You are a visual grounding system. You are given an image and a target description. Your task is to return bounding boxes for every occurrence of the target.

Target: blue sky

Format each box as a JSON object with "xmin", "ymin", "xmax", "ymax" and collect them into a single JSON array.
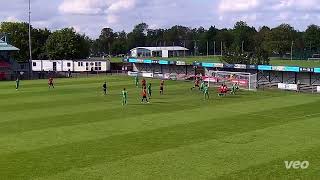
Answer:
[{"xmin": 1, "ymin": 0, "xmax": 320, "ymax": 38}]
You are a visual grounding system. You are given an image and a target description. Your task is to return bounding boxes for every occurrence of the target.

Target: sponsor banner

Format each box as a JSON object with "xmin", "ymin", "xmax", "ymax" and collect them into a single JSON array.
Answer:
[
  {"xmin": 136, "ymin": 59, "xmax": 144, "ymax": 63},
  {"xmin": 142, "ymin": 72, "xmax": 154, "ymax": 78},
  {"xmin": 284, "ymin": 66, "xmax": 300, "ymax": 72},
  {"xmin": 176, "ymin": 61, "xmax": 186, "ymax": 66},
  {"xmin": 314, "ymin": 68, "xmax": 320, "ymax": 73},
  {"xmin": 258, "ymin": 65, "xmax": 272, "ymax": 71},
  {"xmin": 299, "ymin": 67, "xmax": 314, "ymax": 72},
  {"xmin": 272, "ymin": 66, "xmax": 285, "ymax": 71},
  {"xmin": 143, "ymin": 59, "xmax": 152, "ymax": 64},
  {"xmin": 128, "ymin": 71, "xmax": 138, "ymax": 77},
  {"xmin": 247, "ymin": 65, "xmax": 258, "ymax": 69},
  {"xmin": 213, "ymin": 63, "xmax": 224, "ymax": 68},
  {"xmin": 163, "ymin": 73, "xmax": 177, "ymax": 80},
  {"xmin": 203, "ymin": 77, "xmax": 219, "ymax": 82},
  {"xmin": 153, "ymin": 73, "xmax": 164, "ymax": 78},
  {"xmin": 169, "ymin": 61, "xmax": 176, "ymax": 65},
  {"xmin": 278, "ymin": 83, "xmax": 298, "ymax": 91},
  {"xmin": 169, "ymin": 73, "xmax": 177, "ymax": 80},
  {"xmin": 231, "ymin": 79, "xmax": 248, "ymax": 85},
  {"xmin": 159, "ymin": 60, "xmax": 169, "ymax": 65},
  {"xmin": 193, "ymin": 62, "xmax": 201, "ymax": 66},
  {"xmin": 202, "ymin": 63, "xmax": 214, "ymax": 67},
  {"xmin": 224, "ymin": 64, "xmax": 235, "ymax": 68},
  {"xmin": 152, "ymin": 60, "xmax": 159, "ymax": 64},
  {"xmin": 234, "ymin": 64, "xmax": 247, "ymax": 69},
  {"xmin": 128, "ymin": 58, "xmax": 137, "ymax": 63},
  {"xmin": 317, "ymin": 86, "xmax": 320, "ymax": 92}
]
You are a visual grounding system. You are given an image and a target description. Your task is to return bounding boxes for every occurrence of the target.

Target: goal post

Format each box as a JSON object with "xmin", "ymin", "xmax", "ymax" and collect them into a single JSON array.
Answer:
[{"xmin": 204, "ymin": 70, "xmax": 257, "ymax": 91}]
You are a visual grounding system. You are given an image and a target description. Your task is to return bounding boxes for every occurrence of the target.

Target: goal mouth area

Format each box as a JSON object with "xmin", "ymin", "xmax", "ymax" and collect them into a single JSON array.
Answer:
[{"xmin": 205, "ymin": 71, "xmax": 257, "ymax": 91}]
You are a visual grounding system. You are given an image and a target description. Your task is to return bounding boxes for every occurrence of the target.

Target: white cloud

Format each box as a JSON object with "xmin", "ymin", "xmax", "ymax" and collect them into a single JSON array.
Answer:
[
  {"xmin": 2, "ymin": 0, "xmax": 320, "ymax": 37},
  {"xmin": 5, "ymin": 16, "xmax": 19, "ymax": 22},
  {"xmin": 272, "ymin": 0, "xmax": 319, "ymax": 10},
  {"xmin": 58, "ymin": 0, "xmax": 106, "ymax": 14},
  {"xmin": 59, "ymin": 0, "xmax": 136, "ymax": 15},
  {"xmin": 218, "ymin": 0, "xmax": 259, "ymax": 13},
  {"xmin": 107, "ymin": 0, "xmax": 136, "ymax": 13},
  {"xmin": 106, "ymin": 14, "xmax": 118, "ymax": 24}
]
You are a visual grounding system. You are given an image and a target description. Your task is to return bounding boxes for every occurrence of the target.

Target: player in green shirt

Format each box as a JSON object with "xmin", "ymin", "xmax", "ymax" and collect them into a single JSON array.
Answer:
[
  {"xmin": 15, "ymin": 78, "xmax": 20, "ymax": 90},
  {"xmin": 200, "ymin": 81, "xmax": 205, "ymax": 92},
  {"xmin": 147, "ymin": 83, "xmax": 152, "ymax": 98},
  {"xmin": 135, "ymin": 75, "xmax": 139, "ymax": 87},
  {"xmin": 231, "ymin": 83, "xmax": 237, "ymax": 95},
  {"xmin": 204, "ymin": 84, "xmax": 209, "ymax": 100},
  {"xmin": 122, "ymin": 88, "xmax": 128, "ymax": 105}
]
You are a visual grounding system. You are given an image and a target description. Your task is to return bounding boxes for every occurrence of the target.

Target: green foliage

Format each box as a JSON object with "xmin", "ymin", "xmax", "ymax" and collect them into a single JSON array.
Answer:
[
  {"xmin": 222, "ymin": 47, "xmax": 270, "ymax": 65},
  {"xmin": 46, "ymin": 28, "xmax": 90, "ymax": 60},
  {"xmin": 3, "ymin": 21, "xmax": 320, "ymax": 63},
  {"xmin": 0, "ymin": 22, "xmax": 51, "ymax": 62}
]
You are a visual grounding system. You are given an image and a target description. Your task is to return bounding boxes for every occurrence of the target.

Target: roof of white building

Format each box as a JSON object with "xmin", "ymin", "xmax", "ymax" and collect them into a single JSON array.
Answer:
[
  {"xmin": 131, "ymin": 46, "xmax": 189, "ymax": 51},
  {"xmin": 0, "ymin": 40, "xmax": 19, "ymax": 51}
]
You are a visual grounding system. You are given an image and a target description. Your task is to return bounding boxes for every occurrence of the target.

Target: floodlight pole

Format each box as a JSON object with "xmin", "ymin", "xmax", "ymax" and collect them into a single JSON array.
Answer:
[
  {"xmin": 291, "ymin": 41, "xmax": 294, "ymax": 61},
  {"xmin": 183, "ymin": 40, "xmax": 186, "ymax": 57},
  {"xmin": 28, "ymin": 0, "xmax": 33, "ymax": 78},
  {"xmin": 207, "ymin": 41, "xmax": 209, "ymax": 57},
  {"xmin": 242, "ymin": 41, "xmax": 244, "ymax": 54},
  {"xmin": 194, "ymin": 40, "xmax": 197, "ymax": 56},
  {"xmin": 214, "ymin": 41, "xmax": 216, "ymax": 56},
  {"xmin": 220, "ymin": 41, "xmax": 223, "ymax": 56}
]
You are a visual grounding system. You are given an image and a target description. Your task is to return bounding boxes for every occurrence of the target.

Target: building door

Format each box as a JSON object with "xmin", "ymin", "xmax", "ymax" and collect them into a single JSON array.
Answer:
[{"xmin": 53, "ymin": 62, "xmax": 57, "ymax": 71}]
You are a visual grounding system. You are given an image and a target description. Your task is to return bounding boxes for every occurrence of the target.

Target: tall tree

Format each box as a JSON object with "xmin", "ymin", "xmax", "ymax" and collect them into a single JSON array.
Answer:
[
  {"xmin": 127, "ymin": 23, "xmax": 148, "ymax": 49},
  {"xmin": 265, "ymin": 24, "xmax": 298, "ymax": 57},
  {"xmin": 0, "ymin": 22, "xmax": 51, "ymax": 61},
  {"xmin": 111, "ymin": 31, "xmax": 128, "ymax": 55},
  {"xmin": 99, "ymin": 28, "xmax": 115, "ymax": 55},
  {"xmin": 231, "ymin": 21, "xmax": 257, "ymax": 53},
  {"xmin": 304, "ymin": 24, "xmax": 320, "ymax": 52},
  {"xmin": 46, "ymin": 28, "xmax": 90, "ymax": 60}
]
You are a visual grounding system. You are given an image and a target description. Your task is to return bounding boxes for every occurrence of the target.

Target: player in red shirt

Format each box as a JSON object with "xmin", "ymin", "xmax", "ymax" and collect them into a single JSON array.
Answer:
[
  {"xmin": 48, "ymin": 77, "xmax": 54, "ymax": 88},
  {"xmin": 160, "ymin": 80, "xmax": 165, "ymax": 95},
  {"xmin": 141, "ymin": 87, "xmax": 149, "ymax": 103},
  {"xmin": 141, "ymin": 79, "xmax": 146, "ymax": 89},
  {"xmin": 191, "ymin": 78, "xmax": 200, "ymax": 90},
  {"xmin": 223, "ymin": 85, "xmax": 228, "ymax": 95}
]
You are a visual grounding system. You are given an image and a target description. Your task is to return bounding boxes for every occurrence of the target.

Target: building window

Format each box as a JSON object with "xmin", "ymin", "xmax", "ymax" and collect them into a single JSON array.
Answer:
[
  {"xmin": 95, "ymin": 62, "xmax": 98, "ymax": 66},
  {"xmin": 78, "ymin": 62, "xmax": 83, "ymax": 66},
  {"xmin": 32, "ymin": 62, "xmax": 36, "ymax": 66},
  {"xmin": 98, "ymin": 62, "xmax": 101, "ymax": 66},
  {"xmin": 86, "ymin": 62, "xmax": 89, "ymax": 66},
  {"xmin": 67, "ymin": 63, "xmax": 71, "ymax": 67}
]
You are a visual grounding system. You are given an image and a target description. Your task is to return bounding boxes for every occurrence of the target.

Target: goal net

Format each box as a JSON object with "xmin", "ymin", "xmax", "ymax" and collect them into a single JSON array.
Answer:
[{"xmin": 204, "ymin": 71, "xmax": 257, "ymax": 91}]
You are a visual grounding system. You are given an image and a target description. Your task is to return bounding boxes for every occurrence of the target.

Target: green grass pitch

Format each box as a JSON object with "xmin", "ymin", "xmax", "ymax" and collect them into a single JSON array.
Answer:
[{"xmin": 0, "ymin": 76, "xmax": 320, "ymax": 179}]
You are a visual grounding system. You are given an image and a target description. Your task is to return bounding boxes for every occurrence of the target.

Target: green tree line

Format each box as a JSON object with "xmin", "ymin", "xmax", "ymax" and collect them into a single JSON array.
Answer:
[{"xmin": 1, "ymin": 21, "xmax": 320, "ymax": 62}]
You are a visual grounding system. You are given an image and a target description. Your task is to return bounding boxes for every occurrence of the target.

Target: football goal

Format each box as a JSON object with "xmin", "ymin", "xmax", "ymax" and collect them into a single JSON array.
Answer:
[{"xmin": 204, "ymin": 70, "xmax": 257, "ymax": 91}]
